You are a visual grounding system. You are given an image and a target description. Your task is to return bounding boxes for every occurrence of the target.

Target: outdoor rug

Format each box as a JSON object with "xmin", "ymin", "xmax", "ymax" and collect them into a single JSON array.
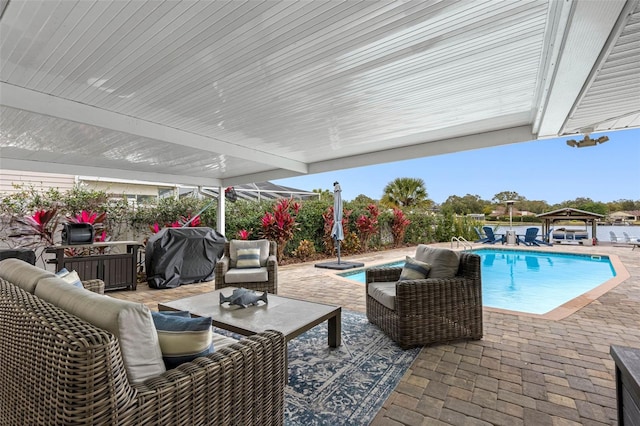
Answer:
[{"xmin": 283, "ymin": 310, "xmax": 420, "ymax": 425}]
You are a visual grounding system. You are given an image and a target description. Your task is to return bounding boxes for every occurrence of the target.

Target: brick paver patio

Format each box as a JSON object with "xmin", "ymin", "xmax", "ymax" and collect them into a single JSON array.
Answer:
[{"xmin": 111, "ymin": 242, "xmax": 639, "ymax": 425}]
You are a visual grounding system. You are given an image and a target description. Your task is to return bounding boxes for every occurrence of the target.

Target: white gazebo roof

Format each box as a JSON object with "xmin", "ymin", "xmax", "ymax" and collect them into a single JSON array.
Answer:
[{"xmin": 1, "ymin": 0, "xmax": 639, "ymax": 188}]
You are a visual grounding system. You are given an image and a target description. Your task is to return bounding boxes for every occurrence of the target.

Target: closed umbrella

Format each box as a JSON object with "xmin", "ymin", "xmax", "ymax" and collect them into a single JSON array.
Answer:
[
  {"xmin": 331, "ymin": 182, "xmax": 344, "ymax": 264},
  {"xmin": 314, "ymin": 182, "xmax": 363, "ymax": 270}
]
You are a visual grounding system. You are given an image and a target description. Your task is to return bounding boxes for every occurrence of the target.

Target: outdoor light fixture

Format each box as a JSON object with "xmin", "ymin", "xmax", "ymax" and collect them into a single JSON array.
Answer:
[{"xmin": 566, "ymin": 134, "xmax": 609, "ymax": 148}]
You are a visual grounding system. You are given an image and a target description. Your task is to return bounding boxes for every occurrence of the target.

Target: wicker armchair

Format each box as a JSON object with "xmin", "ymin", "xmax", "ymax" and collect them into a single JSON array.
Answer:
[
  {"xmin": 366, "ymin": 251, "xmax": 483, "ymax": 349},
  {"xmin": 215, "ymin": 240, "xmax": 278, "ymax": 294},
  {"xmin": 82, "ymin": 278, "xmax": 105, "ymax": 294}
]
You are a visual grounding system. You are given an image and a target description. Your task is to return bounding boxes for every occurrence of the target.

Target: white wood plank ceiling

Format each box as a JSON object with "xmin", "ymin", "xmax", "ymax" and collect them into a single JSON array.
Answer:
[{"xmin": 1, "ymin": 0, "xmax": 638, "ymax": 188}]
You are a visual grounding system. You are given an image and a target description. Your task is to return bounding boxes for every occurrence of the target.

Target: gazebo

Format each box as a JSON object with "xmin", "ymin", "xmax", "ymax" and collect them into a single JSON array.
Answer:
[{"xmin": 536, "ymin": 208, "xmax": 604, "ymax": 243}]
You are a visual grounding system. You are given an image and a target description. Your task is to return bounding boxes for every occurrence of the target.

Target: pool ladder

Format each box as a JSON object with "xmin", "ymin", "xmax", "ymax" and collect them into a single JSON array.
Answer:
[{"xmin": 451, "ymin": 236, "xmax": 473, "ymax": 251}]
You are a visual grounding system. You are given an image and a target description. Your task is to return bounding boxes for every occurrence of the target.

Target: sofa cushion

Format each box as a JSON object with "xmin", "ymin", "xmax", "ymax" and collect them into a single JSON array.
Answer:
[
  {"xmin": 236, "ymin": 247, "xmax": 261, "ymax": 268},
  {"xmin": 0, "ymin": 258, "xmax": 55, "ymax": 293},
  {"xmin": 399, "ymin": 256, "xmax": 431, "ymax": 281},
  {"xmin": 414, "ymin": 245, "xmax": 460, "ymax": 279},
  {"xmin": 229, "ymin": 239, "xmax": 270, "ymax": 268},
  {"xmin": 224, "ymin": 267, "xmax": 269, "ymax": 284},
  {"xmin": 151, "ymin": 311, "xmax": 214, "ymax": 369},
  {"xmin": 55, "ymin": 268, "xmax": 83, "ymax": 288},
  {"xmin": 35, "ymin": 277, "xmax": 165, "ymax": 384},
  {"xmin": 368, "ymin": 281, "xmax": 397, "ymax": 311}
]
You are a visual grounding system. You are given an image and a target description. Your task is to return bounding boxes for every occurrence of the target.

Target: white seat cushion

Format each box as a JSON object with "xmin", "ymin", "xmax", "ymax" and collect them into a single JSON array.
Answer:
[
  {"xmin": 368, "ymin": 281, "xmax": 397, "ymax": 311},
  {"xmin": 35, "ymin": 276, "xmax": 166, "ymax": 384},
  {"xmin": 224, "ymin": 267, "xmax": 269, "ymax": 284}
]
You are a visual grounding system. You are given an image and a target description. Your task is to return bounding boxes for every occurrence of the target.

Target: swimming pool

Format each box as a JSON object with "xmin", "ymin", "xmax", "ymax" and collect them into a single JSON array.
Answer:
[{"xmin": 338, "ymin": 249, "xmax": 616, "ymax": 315}]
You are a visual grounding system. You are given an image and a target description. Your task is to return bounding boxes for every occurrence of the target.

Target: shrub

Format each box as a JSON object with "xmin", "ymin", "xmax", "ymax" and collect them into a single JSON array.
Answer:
[
  {"xmin": 260, "ymin": 199, "xmax": 300, "ymax": 260},
  {"xmin": 321, "ymin": 205, "xmax": 353, "ymax": 255},
  {"xmin": 391, "ymin": 208, "xmax": 411, "ymax": 247},
  {"xmin": 355, "ymin": 204, "xmax": 379, "ymax": 251},
  {"xmin": 293, "ymin": 239, "xmax": 316, "ymax": 260},
  {"xmin": 341, "ymin": 231, "xmax": 361, "ymax": 254},
  {"xmin": 289, "ymin": 199, "xmax": 329, "ymax": 256}
]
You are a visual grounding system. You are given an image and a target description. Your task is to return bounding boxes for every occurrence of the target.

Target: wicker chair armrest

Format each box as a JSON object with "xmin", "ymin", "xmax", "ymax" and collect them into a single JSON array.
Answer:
[
  {"xmin": 82, "ymin": 279, "xmax": 105, "ymax": 294},
  {"xmin": 215, "ymin": 257, "xmax": 230, "ymax": 283},
  {"xmin": 366, "ymin": 266, "xmax": 402, "ymax": 284},
  {"xmin": 134, "ymin": 330, "xmax": 286, "ymax": 425}
]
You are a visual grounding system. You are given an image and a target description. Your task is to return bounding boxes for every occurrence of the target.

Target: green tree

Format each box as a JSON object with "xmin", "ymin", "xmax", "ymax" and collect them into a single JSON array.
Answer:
[
  {"xmin": 518, "ymin": 199, "xmax": 550, "ymax": 214},
  {"xmin": 312, "ymin": 188, "xmax": 332, "ymax": 202},
  {"xmin": 492, "ymin": 191, "xmax": 524, "ymax": 203},
  {"xmin": 380, "ymin": 177, "xmax": 430, "ymax": 209},
  {"xmin": 441, "ymin": 194, "xmax": 486, "ymax": 215}
]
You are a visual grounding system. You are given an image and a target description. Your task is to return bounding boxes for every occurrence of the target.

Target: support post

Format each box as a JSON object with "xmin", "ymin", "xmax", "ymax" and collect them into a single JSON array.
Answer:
[{"xmin": 217, "ymin": 185, "xmax": 226, "ymax": 236}]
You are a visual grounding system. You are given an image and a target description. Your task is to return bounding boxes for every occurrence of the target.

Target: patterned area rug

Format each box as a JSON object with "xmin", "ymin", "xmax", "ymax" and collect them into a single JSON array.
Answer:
[{"xmin": 284, "ymin": 311, "xmax": 420, "ymax": 425}]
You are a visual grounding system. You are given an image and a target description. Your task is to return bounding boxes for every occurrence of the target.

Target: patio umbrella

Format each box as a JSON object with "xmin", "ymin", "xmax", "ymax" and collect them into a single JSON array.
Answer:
[
  {"xmin": 331, "ymin": 182, "xmax": 344, "ymax": 264},
  {"xmin": 314, "ymin": 182, "xmax": 363, "ymax": 270}
]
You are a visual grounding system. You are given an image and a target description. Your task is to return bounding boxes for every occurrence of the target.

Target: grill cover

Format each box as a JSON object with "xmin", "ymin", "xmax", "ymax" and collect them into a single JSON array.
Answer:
[{"xmin": 146, "ymin": 227, "xmax": 226, "ymax": 289}]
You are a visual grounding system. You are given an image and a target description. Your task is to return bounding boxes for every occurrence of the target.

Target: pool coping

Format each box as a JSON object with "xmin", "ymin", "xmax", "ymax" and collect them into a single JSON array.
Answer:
[{"xmin": 328, "ymin": 247, "xmax": 631, "ymax": 321}]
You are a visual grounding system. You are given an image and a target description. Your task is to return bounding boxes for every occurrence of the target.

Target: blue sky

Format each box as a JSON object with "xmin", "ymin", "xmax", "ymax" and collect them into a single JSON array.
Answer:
[{"xmin": 273, "ymin": 127, "xmax": 640, "ymax": 204}]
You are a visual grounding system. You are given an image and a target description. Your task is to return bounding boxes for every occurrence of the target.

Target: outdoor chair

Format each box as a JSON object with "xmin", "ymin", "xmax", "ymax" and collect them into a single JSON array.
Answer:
[
  {"xmin": 482, "ymin": 226, "xmax": 504, "ymax": 244},
  {"xmin": 610, "ymin": 231, "xmax": 623, "ymax": 243},
  {"xmin": 518, "ymin": 227, "xmax": 552, "ymax": 246},
  {"xmin": 215, "ymin": 239, "xmax": 278, "ymax": 294},
  {"xmin": 474, "ymin": 227, "xmax": 490, "ymax": 243},
  {"xmin": 365, "ymin": 245, "xmax": 483, "ymax": 349}
]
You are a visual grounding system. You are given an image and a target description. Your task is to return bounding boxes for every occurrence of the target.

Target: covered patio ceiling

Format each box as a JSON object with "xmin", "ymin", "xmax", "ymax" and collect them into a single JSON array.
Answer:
[{"xmin": 1, "ymin": 0, "xmax": 639, "ymax": 189}]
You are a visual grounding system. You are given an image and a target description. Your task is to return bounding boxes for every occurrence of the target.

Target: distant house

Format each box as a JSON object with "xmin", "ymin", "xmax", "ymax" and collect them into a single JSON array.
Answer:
[
  {"xmin": 467, "ymin": 213, "xmax": 485, "ymax": 220},
  {"xmin": 489, "ymin": 206, "xmax": 526, "ymax": 218},
  {"xmin": 608, "ymin": 211, "xmax": 640, "ymax": 224}
]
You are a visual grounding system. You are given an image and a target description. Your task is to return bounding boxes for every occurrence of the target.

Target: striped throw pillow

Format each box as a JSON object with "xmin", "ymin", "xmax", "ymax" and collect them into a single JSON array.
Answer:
[
  {"xmin": 55, "ymin": 268, "xmax": 84, "ymax": 288},
  {"xmin": 236, "ymin": 247, "xmax": 261, "ymax": 268},
  {"xmin": 151, "ymin": 311, "xmax": 214, "ymax": 369},
  {"xmin": 399, "ymin": 256, "xmax": 431, "ymax": 281}
]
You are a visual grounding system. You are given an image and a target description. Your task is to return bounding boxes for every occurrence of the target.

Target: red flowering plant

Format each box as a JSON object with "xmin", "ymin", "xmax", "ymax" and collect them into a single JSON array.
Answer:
[
  {"xmin": 321, "ymin": 206, "xmax": 352, "ymax": 255},
  {"xmin": 9, "ymin": 208, "xmax": 60, "ymax": 248},
  {"xmin": 148, "ymin": 214, "xmax": 200, "ymax": 234},
  {"xmin": 237, "ymin": 229, "xmax": 252, "ymax": 240},
  {"xmin": 355, "ymin": 204, "xmax": 380, "ymax": 251},
  {"xmin": 391, "ymin": 208, "xmax": 411, "ymax": 247},
  {"xmin": 260, "ymin": 198, "xmax": 300, "ymax": 260}
]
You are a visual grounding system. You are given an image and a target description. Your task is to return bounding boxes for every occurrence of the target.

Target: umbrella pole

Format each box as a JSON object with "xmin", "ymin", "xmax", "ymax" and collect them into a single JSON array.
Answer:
[{"xmin": 336, "ymin": 237, "xmax": 341, "ymax": 264}]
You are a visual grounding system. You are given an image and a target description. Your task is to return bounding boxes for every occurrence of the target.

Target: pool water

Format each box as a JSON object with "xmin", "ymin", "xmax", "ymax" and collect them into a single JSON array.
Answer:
[{"xmin": 338, "ymin": 249, "xmax": 616, "ymax": 315}]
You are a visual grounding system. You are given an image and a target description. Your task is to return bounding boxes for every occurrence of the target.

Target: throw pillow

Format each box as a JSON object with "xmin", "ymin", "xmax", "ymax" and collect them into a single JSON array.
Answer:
[
  {"xmin": 414, "ymin": 245, "xmax": 460, "ymax": 278},
  {"xmin": 236, "ymin": 247, "xmax": 261, "ymax": 268},
  {"xmin": 151, "ymin": 311, "xmax": 214, "ymax": 369},
  {"xmin": 55, "ymin": 268, "xmax": 83, "ymax": 288},
  {"xmin": 399, "ymin": 256, "xmax": 431, "ymax": 281}
]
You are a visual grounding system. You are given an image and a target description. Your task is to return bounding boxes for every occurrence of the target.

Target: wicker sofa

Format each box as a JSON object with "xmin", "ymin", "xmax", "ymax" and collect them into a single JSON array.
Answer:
[
  {"xmin": 366, "ymin": 246, "xmax": 483, "ymax": 349},
  {"xmin": 0, "ymin": 259, "xmax": 286, "ymax": 425}
]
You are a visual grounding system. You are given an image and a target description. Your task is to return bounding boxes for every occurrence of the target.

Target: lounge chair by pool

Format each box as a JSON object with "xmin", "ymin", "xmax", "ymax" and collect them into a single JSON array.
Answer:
[
  {"xmin": 482, "ymin": 226, "xmax": 504, "ymax": 245},
  {"xmin": 517, "ymin": 227, "xmax": 551, "ymax": 246}
]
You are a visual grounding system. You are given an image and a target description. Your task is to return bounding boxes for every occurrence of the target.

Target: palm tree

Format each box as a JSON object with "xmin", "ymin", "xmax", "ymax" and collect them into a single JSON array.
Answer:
[{"xmin": 381, "ymin": 177, "xmax": 430, "ymax": 208}]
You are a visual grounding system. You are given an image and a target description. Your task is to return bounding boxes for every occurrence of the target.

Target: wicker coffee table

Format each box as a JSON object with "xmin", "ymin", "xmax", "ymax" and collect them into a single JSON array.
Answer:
[{"xmin": 158, "ymin": 287, "xmax": 342, "ymax": 348}]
